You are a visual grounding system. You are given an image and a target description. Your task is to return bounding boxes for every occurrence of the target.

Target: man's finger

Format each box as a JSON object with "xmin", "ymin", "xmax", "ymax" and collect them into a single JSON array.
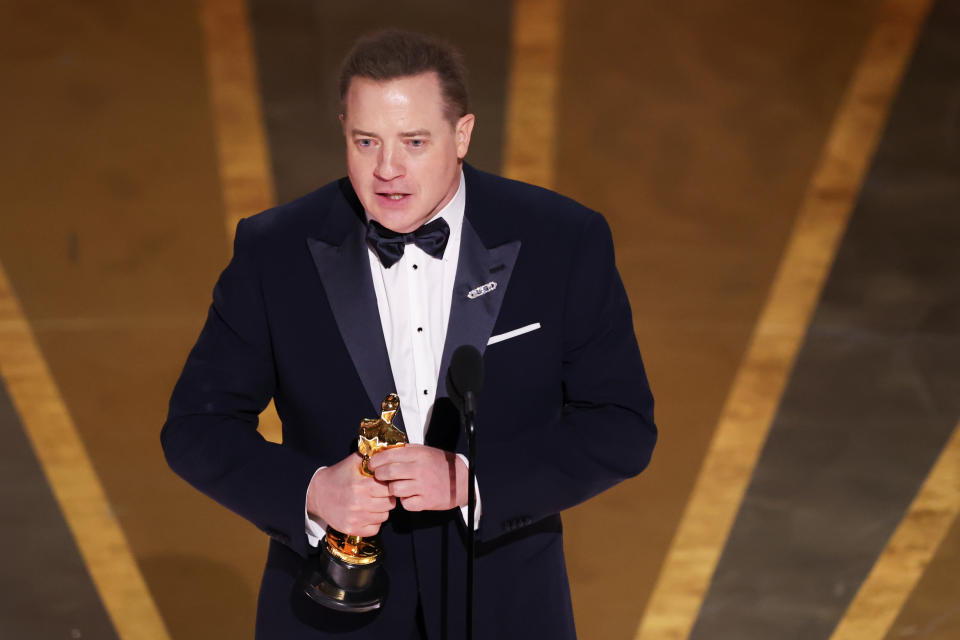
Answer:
[
  {"xmin": 400, "ymin": 496, "xmax": 423, "ymax": 512},
  {"xmin": 347, "ymin": 509, "xmax": 389, "ymax": 530},
  {"xmin": 348, "ymin": 524, "xmax": 380, "ymax": 538},
  {"xmin": 372, "ymin": 461, "xmax": 418, "ymax": 482},
  {"xmin": 388, "ymin": 479, "xmax": 418, "ymax": 498},
  {"xmin": 364, "ymin": 479, "xmax": 393, "ymax": 498},
  {"xmin": 367, "ymin": 496, "xmax": 395, "ymax": 512},
  {"xmin": 366, "ymin": 444, "xmax": 425, "ymax": 469}
]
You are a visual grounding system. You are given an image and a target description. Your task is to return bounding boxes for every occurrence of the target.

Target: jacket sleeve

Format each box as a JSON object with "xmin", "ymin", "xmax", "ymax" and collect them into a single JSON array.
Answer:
[
  {"xmin": 161, "ymin": 218, "xmax": 318, "ymax": 558},
  {"xmin": 475, "ymin": 212, "xmax": 657, "ymax": 541}
]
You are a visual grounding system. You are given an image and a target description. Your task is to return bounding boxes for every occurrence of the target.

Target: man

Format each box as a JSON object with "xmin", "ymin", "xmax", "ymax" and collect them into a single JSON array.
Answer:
[{"xmin": 162, "ymin": 29, "xmax": 656, "ymax": 639}]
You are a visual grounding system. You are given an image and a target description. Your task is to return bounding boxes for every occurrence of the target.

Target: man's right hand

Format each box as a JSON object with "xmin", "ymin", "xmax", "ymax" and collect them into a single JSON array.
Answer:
[{"xmin": 306, "ymin": 452, "xmax": 396, "ymax": 537}]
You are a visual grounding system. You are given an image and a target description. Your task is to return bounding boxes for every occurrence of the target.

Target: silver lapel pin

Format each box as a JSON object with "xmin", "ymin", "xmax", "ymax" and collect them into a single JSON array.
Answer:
[{"xmin": 467, "ymin": 281, "xmax": 497, "ymax": 299}]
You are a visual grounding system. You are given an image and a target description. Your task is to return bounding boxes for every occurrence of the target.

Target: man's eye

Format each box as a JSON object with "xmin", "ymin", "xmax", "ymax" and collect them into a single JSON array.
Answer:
[
  {"xmin": 357, "ymin": 139, "xmax": 375, "ymax": 148},
  {"xmin": 408, "ymin": 139, "xmax": 426, "ymax": 148}
]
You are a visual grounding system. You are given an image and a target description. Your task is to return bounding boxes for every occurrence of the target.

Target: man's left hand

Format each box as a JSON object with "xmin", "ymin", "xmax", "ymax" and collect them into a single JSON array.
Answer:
[{"xmin": 367, "ymin": 444, "xmax": 468, "ymax": 512}]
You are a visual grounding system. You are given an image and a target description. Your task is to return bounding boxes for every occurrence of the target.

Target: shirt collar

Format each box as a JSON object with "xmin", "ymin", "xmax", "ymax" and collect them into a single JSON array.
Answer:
[{"xmin": 433, "ymin": 168, "xmax": 466, "ymax": 233}]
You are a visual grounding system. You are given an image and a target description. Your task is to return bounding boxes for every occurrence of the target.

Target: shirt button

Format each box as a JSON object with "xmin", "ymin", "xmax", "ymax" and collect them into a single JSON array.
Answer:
[
  {"xmin": 423, "ymin": 389, "xmax": 429, "ymax": 395},
  {"xmin": 417, "ymin": 327, "xmax": 423, "ymax": 333},
  {"xmin": 412, "ymin": 264, "xmax": 418, "ymax": 270}
]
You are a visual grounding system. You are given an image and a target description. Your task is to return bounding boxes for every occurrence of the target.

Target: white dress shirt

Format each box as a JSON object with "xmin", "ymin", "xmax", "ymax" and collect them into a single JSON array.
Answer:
[{"xmin": 306, "ymin": 170, "xmax": 479, "ymax": 546}]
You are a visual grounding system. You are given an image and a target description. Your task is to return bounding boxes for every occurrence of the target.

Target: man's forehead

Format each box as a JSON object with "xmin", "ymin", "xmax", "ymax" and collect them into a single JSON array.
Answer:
[{"xmin": 342, "ymin": 72, "xmax": 448, "ymax": 121}]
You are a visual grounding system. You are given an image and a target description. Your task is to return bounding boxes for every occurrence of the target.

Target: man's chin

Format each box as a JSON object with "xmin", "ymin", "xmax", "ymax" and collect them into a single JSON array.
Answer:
[{"xmin": 367, "ymin": 208, "xmax": 427, "ymax": 234}]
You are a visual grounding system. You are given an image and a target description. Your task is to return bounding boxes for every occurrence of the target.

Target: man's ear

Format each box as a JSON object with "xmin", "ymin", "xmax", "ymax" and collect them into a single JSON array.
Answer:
[
  {"xmin": 455, "ymin": 113, "xmax": 476, "ymax": 159},
  {"xmin": 339, "ymin": 112, "xmax": 346, "ymax": 132}
]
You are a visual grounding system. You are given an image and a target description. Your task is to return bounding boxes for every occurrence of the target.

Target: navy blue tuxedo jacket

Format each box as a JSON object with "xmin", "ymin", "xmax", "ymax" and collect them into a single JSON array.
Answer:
[{"xmin": 162, "ymin": 164, "xmax": 656, "ymax": 639}]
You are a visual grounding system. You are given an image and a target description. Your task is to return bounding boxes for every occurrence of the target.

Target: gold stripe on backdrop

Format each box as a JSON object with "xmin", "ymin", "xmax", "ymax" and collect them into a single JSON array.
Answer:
[
  {"xmin": 199, "ymin": 0, "xmax": 277, "ymax": 241},
  {"xmin": 830, "ymin": 420, "xmax": 960, "ymax": 640},
  {"xmin": 0, "ymin": 260, "xmax": 172, "ymax": 640},
  {"xmin": 634, "ymin": 1, "xmax": 932, "ymax": 638},
  {"xmin": 502, "ymin": 0, "xmax": 564, "ymax": 188},
  {"xmin": 199, "ymin": 0, "xmax": 282, "ymax": 443}
]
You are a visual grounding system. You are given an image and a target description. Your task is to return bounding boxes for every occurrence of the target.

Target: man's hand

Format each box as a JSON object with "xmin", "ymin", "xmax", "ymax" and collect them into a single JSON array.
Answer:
[
  {"xmin": 367, "ymin": 444, "xmax": 468, "ymax": 512},
  {"xmin": 306, "ymin": 452, "xmax": 395, "ymax": 537}
]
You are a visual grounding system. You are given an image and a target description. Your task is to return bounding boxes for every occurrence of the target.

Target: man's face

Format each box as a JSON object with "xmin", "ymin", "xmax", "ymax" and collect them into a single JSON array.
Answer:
[{"xmin": 342, "ymin": 72, "xmax": 475, "ymax": 233}]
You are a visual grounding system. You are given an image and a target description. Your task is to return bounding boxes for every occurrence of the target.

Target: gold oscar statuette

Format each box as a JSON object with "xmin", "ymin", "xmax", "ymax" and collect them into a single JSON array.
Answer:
[{"xmin": 300, "ymin": 393, "xmax": 407, "ymax": 612}]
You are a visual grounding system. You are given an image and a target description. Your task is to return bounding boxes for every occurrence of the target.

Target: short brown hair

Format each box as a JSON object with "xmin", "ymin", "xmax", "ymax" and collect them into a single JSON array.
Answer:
[{"xmin": 339, "ymin": 29, "xmax": 469, "ymax": 123}]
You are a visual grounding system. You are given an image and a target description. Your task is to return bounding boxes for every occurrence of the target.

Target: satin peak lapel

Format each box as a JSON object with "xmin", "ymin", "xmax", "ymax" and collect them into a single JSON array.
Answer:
[
  {"xmin": 437, "ymin": 219, "xmax": 521, "ymax": 398},
  {"xmin": 306, "ymin": 216, "xmax": 402, "ymax": 429}
]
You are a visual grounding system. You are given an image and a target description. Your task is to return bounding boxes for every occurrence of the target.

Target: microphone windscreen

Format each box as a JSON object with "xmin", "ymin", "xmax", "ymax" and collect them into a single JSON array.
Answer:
[{"xmin": 449, "ymin": 345, "xmax": 484, "ymax": 400}]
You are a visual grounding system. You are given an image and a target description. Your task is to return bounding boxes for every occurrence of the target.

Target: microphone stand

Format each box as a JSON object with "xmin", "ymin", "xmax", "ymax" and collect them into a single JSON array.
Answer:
[{"xmin": 464, "ymin": 390, "xmax": 477, "ymax": 640}]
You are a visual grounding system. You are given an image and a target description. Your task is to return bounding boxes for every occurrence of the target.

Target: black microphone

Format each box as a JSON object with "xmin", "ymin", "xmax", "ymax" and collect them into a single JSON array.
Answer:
[
  {"xmin": 447, "ymin": 345, "xmax": 484, "ymax": 640},
  {"xmin": 448, "ymin": 345, "xmax": 484, "ymax": 416}
]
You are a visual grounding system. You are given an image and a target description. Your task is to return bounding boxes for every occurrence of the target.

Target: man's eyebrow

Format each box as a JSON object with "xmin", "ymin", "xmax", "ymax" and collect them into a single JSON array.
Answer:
[
  {"xmin": 400, "ymin": 129, "xmax": 431, "ymax": 137},
  {"xmin": 350, "ymin": 129, "xmax": 378, "ymax": 137}
]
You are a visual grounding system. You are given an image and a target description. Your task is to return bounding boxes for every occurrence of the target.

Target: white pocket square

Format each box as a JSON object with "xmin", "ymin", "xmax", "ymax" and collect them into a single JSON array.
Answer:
[{"xmin": 487, "ymin": 323, "xmax": 541, "ymax": 346}]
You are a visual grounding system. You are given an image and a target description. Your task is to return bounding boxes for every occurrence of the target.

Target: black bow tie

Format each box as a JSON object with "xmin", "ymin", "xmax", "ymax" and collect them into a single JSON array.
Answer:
[{"xmin": 366, "ymin": 218, "xmax": 450, "ymax": 268}]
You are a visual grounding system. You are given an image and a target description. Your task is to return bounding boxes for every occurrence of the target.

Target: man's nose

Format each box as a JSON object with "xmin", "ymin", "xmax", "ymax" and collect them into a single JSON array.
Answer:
[{"xmin": 374, "ymin": 145, "xmax": 404, "ymax": 181}]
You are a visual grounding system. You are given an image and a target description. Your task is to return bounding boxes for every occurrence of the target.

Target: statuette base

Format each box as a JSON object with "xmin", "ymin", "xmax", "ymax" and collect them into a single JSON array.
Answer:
[{"xmin": 299, "ymin": 548, "xmax": 387, "ymax": 612}]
